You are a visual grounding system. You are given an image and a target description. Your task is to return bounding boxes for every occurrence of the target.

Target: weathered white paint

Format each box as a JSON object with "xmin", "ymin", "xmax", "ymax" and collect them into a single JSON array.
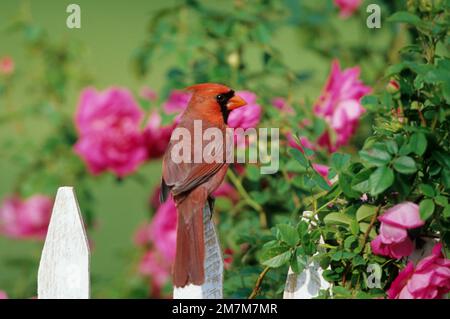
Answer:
[
  {"xmin": 173, "ymin": 204, "xmax": 223, "ymax": 299},
  {"xmin": 38, "ymin": 187, "xmax": 90, "ymax": 299},
  {"xmin": 283, "ymin": 211, "xmax": 330, "ymax": 299}
]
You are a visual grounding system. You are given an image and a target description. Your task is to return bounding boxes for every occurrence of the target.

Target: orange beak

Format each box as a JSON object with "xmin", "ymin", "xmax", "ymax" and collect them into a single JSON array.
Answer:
[{"xmin": 227, "ymin": 94, "xmax": 247, "ymax": 111}]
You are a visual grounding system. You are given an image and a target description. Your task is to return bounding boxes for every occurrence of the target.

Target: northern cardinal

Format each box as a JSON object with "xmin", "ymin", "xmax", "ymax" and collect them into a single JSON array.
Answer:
[{"xmin": 161, "ymin": 83, "xmax": 247, "ymax": 287}]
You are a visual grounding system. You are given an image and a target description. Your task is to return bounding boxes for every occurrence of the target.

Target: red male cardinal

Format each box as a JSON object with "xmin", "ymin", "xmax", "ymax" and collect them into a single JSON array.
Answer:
[{"xmin": 161, "ymin": 83, "xmax": 247, "ymax": 287}]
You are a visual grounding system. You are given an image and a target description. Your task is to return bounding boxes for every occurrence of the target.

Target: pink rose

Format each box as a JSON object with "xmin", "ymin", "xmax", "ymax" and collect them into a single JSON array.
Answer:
[
  {"xmin": 286, "ymin": 133, "xmax": 315, "ymax": 153},
  {"xmin": 0, "ymin": 195, "xmax": 53, "ymax": 240},
  {"xmin": 0, "ymin": 56, "xmax": 14, "ymax": 75},
  {"xmin": 228, "ymin": 91, "xmax": 262, "ymax": 129},
  {"xmin": 139, "ymin": 250, "xmax": 171, "ymax": 297},
  {"xmin": 74, "ymin": 87, "xmax": 148, "ymax": 177},
  {"xmin": 371, "ymin": 202, "xmax": 424, "ymax": 259},
  {"xmin": 0, "ymin": 290, "xmax": 8, "ymax": 299},
  {"xmin": 272, "ymin": 97, "xmax": 295, "ymax": 114},
  {"xmin": 312, "ymin": 163, "xmax": 332, "ymax": 186},
  {"xmin": 149, "ymin": 198, "xmax": 177, "ymax": 262},
  {"xmin": 334, "ymin": 0, "xmax": 362, "ymax": 18},
  {"xmin": 314, "ymin": 60, "xmax": 371, "ymax": 152},
  {"xmin": 143, "ymin": 112, "xmax": 174, "ymax": 159},
  {"xmin": 163, "ymin": 90, "xmax": 192, "ymax": 114},
  {"xmin": 387, "ymin": 243, "xmax": 450, "ymax": 299},
  {"xmin": 213, "ymin": 182, "xmax": 239, "ymax": 204},
  {"xmin": 140, "ymin": 86, "xmax": 158, "ymax": 101}
]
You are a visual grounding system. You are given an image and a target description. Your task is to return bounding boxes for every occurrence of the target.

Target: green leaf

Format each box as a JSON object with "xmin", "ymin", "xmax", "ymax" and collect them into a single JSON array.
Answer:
[
  {"xmin": 419, "ymin": 199, "xmax": 435, "ymax": 221},
  {"xmin": 387, "ymin": 11, "xmax": 422, "ymax": 26},
  {"xmin": 386, "ymin": 140, "xmax": 398, "ymax": 154},
  {"xmin": 324, "ymin": 212, "xmax": 352, "ymax": 225},
  {"xmin": 261, "ymin": 246, "xmax": 292, "ymax": 268},
  {"xmin": 351, "ymin": 168, "xmax": 374, "ymax": 193},
  {"xmin": 331, "ymin": 153, "xmax": 351, "ymax": 172},
  {"xmin": 369, "ymin": 166, "xmax": 394, "ymax": 196},
  {"xmin": 350, "ymin": 220, "xmax": 360, "ymax": 236},
  {"xmin": 340, "ymin": 173, "xmax": 360, "ymax": 198},
  {"xmin": 356, "ymin": 205, "xmax": 377, "ymax": 222},
  {"xmin": 360, "ymin": 149, "xmax": 391, "ymax": 167},
  {"xmin": 393, "ymin": 156, "xmax": 417, "ymax": 174},
  {"xmin": 290, "ymin": 148, "xmax": 309, "ymax": 167},
  {"xmin": 277, "ymin": 224, "xmax": 299, "ymax": 247},
  {"xmin": 419, "ymin": 184, "xmax": 435, "ymax": 197},
  {"xmin": 312, "ymin": 171, "xmax": 331, "ymax": 191},
  {"xmin": 409, "ymin": 133, "xmax": 427, "ymax": 156},
  {"xmin": 435, "ymin": 195, "xmax": 448, "ymax": 207},
  {"xmin": 443, "ymin": 205, "xmax": 450, "ymax": 219}
]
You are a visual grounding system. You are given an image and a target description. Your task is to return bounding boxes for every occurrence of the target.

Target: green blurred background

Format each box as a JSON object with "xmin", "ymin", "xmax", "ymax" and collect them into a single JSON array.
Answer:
[{"xmin": 0, "ymin": 0, "xmax": 392, "ymax": 298}]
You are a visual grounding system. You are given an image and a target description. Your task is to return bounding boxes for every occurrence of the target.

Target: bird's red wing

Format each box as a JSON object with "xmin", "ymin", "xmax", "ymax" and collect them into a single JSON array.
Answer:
[{"xmin": 161, "ymin": 119, "xmax": 227, "ymax": 197}]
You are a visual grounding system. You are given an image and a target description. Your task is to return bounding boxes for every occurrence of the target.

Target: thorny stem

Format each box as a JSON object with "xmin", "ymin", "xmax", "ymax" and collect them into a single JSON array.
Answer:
[
  {"xmin": 248, "ymin": 266, "xmax": 271, "ymax": 299},
  {"xmin": 227, "ymin": 170, "xmax": 268, "ymax": 228}
]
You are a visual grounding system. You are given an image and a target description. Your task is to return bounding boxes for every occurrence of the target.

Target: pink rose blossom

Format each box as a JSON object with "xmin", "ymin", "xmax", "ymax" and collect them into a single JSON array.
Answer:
[
  {"xmin": 0, "ymin": 56, "xmax": 14, "ymax": 75},
  {"xmin": 163, "ymin": 90, "xmax": 192, "ymax": 114},
  {"xmin": 0, "ymin": 290, "xmax": 8, "ymax": 299},
  {"xmin": 149, "ymin": 198, "xmax": 177, "ymax": 262},
  {"xmin": 334, "ymin": 0, "xmax": 362, "ymax": 18},
  {"xmin": 287, "ymin": 133, "xmax": 315, "ymax": 153},
  {"xmin": 387, "ymin": 243, "xmax": 450, "ymax": 299},
  {"xmin": 0, "ymin": 195, "xmax": 53, "ymax": 240},
  {"xmin": 213, "ymin": 182, "xmax": 239, "ymax": 204},
  {"xmin": 74, "ymin": 87, "xmax": 148, "ymax": 177},
  {"xmin": 228, "ymin": 91, "xmax": 262, "ymax": 129},
  {"xmin": 140, "ymin": 86, "xmax": 158, "ymax": 101},
  {"xmin": 272, "ymin": 97, "xmax": 295, "ymax": 114},
  {"xmin": 312, "ymin": 163, "xmax": 332, "ymax": 186},
  {"xmin": 314, "ymin": 60, "xmax": 371, "ymax": 152},
  {"xmin": 371, "ymin": 202, "xmax": 424, "ymax": 259},
  {"xmin": 143, "ymin": 112, "xmax": 174, "ymax": 159},
  {"xmin": 139, "ymin": 250, "xmax": 171, "ymax": 297}
]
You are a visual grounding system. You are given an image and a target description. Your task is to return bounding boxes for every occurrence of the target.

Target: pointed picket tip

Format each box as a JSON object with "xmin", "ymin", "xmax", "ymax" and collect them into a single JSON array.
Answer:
[
  {"xmin": 173, "ymin": 204, "xmax": 223, "ymax": 299},
  {"xmin": 38, "ymin": 187, "xmax": 90, "ymax": 299}
]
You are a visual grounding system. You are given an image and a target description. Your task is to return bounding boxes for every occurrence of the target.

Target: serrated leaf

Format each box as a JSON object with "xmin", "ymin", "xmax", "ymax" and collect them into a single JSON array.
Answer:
[
  {"xmin": 360, "ymin": 149, "xmax": 391, "ymax": 167},
  {"xmin": 419, "ymin": 199, "xmax": 435, "ymax": 221},
  {"xmin": 331, "ymin": 153, "xmax": 351, "ymax": 172},
  {"xmin": 261, "ymin": 248, "xmax": 292, "ymax": 268},
  {"xmin": 356, "ymin": 205, "xmax": 377, "ymax": 222},
  {"xmin": 419, "ymin": 184, "xmax": 435, "ymax": 197},
  {"xmin": 409, "ymin": 133, "xmax": 427, "ymax": 156},
  {"xmin": 388, "ymin": 11, "xmax": 422, "ymax": 26},
  {"xmin": 393, "ymin": 156, "xmax": 417, "ymax": 174},
  {"xmin": 290, "ymin": 148, "xmax": 309, "ymax": 167},
  {"xmin": 277, "ymin": 224, "xmax": 299, "ymax": 246},
  {"xmin": 369, "ymin": 166, "xmax": 394, "ymax": 196},
  {"xmin": 324, "ymin": 212, "xmax": 352, "ymax": 225}
]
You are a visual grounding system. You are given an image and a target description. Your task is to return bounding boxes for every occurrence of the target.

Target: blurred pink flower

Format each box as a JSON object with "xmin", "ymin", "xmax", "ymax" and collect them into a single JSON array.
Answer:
[
  {"xmin": 272, "ymin": 97, "xmax": 295, "ymax": 114},
  {"xmin": 140, "ymin": 86, "xmax": 158, "ymax": 101},
  {"xmin": 228, "ymin": 91, "xmax": 262, "ymax": 129},
  {"xmin": 314, "ymin": 60, "xmax": 371, "ymax": 152},
  {"xmin": 163, "ymin": 90, "xmax": 192, "ymax": 114},
  {"xmin": 74, "ymin": 87, "xmax": 148, "ymax": 177},
  {"xmin": 213, "ymin": 182, "xmax": 239, "ymax": 204},
  {"xmin": 388, "ymin": 243, "xmax": 450, "ymax": 299},
  {"xmin": 286, "ymin": 133, "xmax": 315, "ymax": 153},
  {"xmin": 149, "ymin": 198, "xmax": 178, "ymax": 263},
  {"xmin": 0, "ymin": 290, "xmax": 8, "ymax": 299},
  {"xmin": 0, "ymin": 56, "xmax": 14, "ymax": 75},
  {"xmin": 312, "ymin": 163, "xmax": 332, "ymax": 186},
  {"xmin": 139, "ymin": 250, "xmax": 171, "ymax": 297},
  {"xmin": 334, "ymin": 0, "xmax": 362, "ymax": 18},
  {"xmin": 371, "ymin": 202, "xmax": 424, "ymax": 259},
  {"xmin": 0, "ymin": 195, "xmax": 52, "ymax": 240},
  {"xmin": 143, "ymin": 112, "xmax": 174, "ymax": 159}
]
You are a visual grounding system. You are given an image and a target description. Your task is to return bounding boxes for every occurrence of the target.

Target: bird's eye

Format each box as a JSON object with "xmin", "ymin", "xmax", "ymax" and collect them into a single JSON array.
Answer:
[{"xmin": 216, "ymin": 94, "xmax": 224, "ymax": 102}]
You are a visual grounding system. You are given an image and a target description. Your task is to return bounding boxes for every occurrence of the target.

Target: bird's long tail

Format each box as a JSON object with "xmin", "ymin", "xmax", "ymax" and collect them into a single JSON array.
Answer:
[{"xmin": 173, "ymin": 188, "xmax": 207, "ymax": 287}]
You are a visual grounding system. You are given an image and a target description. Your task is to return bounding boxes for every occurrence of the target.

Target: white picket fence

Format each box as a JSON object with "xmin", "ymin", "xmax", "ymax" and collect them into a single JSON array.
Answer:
[{"xmin": 37, "ymin": 187, "xmax": 327, "ymax": 299}]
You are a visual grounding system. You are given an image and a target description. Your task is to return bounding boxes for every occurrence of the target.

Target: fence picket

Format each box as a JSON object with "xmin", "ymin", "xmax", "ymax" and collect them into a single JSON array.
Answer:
[
  {"xmin": 37, "ymin": 187, "xmax": 90, "ymax": 299},
  {"xmin": 173, "ymin": 203, "xmax": 223, "ymax": 299}
]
